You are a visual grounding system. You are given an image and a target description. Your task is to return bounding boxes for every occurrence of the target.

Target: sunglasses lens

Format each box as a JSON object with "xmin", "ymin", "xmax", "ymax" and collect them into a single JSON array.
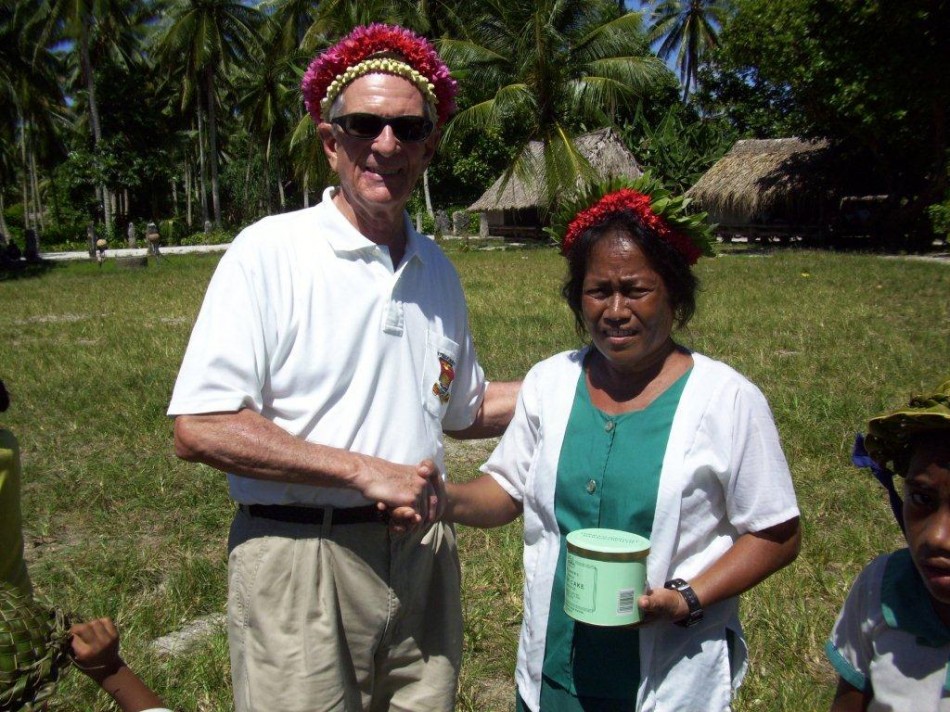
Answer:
[
  {"xmin": 390, "ymin": 116, "xmax": 433, "ymax": 142},
  {"xmin": 342, "ymin": 114, "xmax": 385, "ymax": 139},
  {"xmin": 335, "ymin": 114, "xmax": 433, "ymax": 142}
]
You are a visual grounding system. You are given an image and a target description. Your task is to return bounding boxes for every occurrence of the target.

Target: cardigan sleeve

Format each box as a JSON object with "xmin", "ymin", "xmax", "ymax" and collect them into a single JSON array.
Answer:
[
  {"xmin": 719, "ymin": 377, "xmax": 800, "ymax": 534},
  {"xmin": 481, "ymin": 361, "xmax": 543, "ymax": 503}
]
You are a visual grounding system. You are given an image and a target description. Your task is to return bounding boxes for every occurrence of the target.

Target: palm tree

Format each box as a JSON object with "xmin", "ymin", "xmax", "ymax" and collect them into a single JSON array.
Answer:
[
  {"xmin": 157, "ymin": 0, "xmax": 263, "ymax": 227},
  {"xmin": 36, "ymin": 0, "xmax": 134, "ymax": 236},
  {"xmin": 440, "ymin": 0, "xmax": 665, "ymax": 211},
  {"xmin": 2, "ymin": 1, "xmax": 67, "ymax": 241},
  {"xmin": 235, "ymin": 38, "xmax": 304, "ymax": 212},
  {"xmin": 263, "ymin": 0, "xmax": 321, "ymax": 55},
  {"xmin": 648, "ymin": 0, "xmax": 726, "ymax": 102}
]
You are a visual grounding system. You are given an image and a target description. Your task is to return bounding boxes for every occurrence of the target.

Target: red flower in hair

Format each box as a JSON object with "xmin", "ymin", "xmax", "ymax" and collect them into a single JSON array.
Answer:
[
  {"xmin": 302, "ymin": 24, "xmax": 458, "ymax": 126},
  {"xmin": 562, "ymin": 188, "xmax": 702, "ymax": 265}
]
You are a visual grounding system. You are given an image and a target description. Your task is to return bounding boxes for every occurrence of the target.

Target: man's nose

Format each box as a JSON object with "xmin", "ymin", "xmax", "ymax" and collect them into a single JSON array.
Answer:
[
  {"xmin": 926, "ymin": 506, "xmax": 950, "ymax": 551},
  {"xmin": 373, "ymin": 125, "xmax": 399, "ymax": 154}
]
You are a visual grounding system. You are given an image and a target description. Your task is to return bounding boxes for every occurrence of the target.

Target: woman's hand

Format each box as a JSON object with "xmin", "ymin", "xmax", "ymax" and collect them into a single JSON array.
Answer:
[
  {"xmin": 637, "ymin": 586, "xmax": 689, "ymax": 624},
  {"xmin": 638, "ymin": 517, "xmax": 801, "ymax": 626},
  {"xmin": 385, "ymin": 460, "xmax": 444, "ymax": 534}
]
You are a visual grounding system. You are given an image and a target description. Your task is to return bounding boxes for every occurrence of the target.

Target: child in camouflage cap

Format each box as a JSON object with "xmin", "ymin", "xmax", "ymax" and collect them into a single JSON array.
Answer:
[{"xmin": 827, "ymin": 379, "xmax": 950, "ymax": 711}]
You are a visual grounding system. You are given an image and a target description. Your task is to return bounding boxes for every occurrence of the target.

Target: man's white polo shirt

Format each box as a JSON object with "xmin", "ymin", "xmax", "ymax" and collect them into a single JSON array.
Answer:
[{"xmin": 168, "ymin": 187, "xmax": 486, "ymax": 507}]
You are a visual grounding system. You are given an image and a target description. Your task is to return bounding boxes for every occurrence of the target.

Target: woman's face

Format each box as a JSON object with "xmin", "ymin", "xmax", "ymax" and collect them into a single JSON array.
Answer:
[{"xmin": 581, "ymin": 232, "xmax": 675, "ymax": 376}]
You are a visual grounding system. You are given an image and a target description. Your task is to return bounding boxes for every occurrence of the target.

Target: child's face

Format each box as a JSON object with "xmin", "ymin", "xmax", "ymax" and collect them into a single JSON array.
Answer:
[{"xmin": 904, "ymin": 437, "xmax": 950, "ymax": 610}]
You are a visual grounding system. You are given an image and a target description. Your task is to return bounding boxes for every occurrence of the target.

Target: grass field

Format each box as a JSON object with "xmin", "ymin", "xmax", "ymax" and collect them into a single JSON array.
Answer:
[{"xmin": 1, "ymin": 244, "xmax": 947, "ymax": 711}]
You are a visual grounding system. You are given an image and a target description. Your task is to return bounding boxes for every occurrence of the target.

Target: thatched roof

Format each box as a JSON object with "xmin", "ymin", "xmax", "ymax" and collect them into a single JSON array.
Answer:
[
  {"xmin": 686, "ymin": 138, "xmax": 834, "ymax": 227},
  {"xmin": 468, "ymin": 128, "xmax": 642, "ymax": 212}
]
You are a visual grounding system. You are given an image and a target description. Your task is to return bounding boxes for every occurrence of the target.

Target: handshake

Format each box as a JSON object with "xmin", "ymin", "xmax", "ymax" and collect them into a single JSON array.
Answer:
[{"xmin": 360, "ymin": 457, "xmax": 447, "ymax": 533}]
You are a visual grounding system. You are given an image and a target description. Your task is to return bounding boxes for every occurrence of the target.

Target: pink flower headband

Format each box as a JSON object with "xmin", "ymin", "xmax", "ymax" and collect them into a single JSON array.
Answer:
[
  {"xmin": 558, "ymin": 180, "xmax": 713, "ymax": 265},
  {"xmin": 301, "ymin": 24, "xmax": 458, "ymax": 127}
]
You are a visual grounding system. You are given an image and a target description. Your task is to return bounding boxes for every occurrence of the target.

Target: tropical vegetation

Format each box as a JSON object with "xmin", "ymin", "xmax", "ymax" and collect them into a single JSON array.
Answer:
[{"xmin": 1, "ymin": 0, "xmax": 947, "ymax": 254}]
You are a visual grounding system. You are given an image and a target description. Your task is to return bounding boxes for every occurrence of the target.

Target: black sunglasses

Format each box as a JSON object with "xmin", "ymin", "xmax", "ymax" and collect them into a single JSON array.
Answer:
[{"xmin": 331, "ymin": 113, "xmax": 434, "ymax": 143}]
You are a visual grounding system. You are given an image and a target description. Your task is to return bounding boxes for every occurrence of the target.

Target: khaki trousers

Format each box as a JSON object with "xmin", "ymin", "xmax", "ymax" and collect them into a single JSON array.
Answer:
[{"xmin": 227, "ymin": 507, "xmax": 463, "ymax": 712}]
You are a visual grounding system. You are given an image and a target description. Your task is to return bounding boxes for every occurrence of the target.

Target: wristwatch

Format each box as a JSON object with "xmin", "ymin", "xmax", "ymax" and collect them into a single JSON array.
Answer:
[{"xmin": 664, "ymin": 578, "xmax": 703, "ymax": 628}]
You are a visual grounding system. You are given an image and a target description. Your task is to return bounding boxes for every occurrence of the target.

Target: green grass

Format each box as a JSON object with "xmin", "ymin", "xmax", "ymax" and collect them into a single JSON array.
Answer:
[{"xmin": 1, "ymin": 247, "xmax": 947, "ymax": 710}]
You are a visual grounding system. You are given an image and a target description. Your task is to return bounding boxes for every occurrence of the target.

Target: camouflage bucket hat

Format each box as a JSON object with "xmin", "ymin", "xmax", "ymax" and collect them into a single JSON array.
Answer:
[{"xmin": 864, "ymin": 379, "xmax": 950, "ymax": 477}]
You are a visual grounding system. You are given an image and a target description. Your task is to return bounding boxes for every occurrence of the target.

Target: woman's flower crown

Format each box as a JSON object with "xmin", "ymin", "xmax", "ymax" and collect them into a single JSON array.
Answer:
[
  {"xmin": 548, "ymin": 175, "xmax": 714, "ymax": 264},
  {"xmin": 301, "ymin": 24, "xmax": 458, "ymax": 127}
]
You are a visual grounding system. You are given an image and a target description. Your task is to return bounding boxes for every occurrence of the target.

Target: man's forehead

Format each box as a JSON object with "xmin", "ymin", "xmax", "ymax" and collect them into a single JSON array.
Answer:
[{"xmin": 340, "ymin": 73, "xmax": 429, "ymax": 114}]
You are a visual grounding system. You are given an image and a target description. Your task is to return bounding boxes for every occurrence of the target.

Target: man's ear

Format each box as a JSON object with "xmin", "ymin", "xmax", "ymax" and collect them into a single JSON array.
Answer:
[{"xmin": 318, "ymin": 122, "xmax": 338, "ymax": 172}]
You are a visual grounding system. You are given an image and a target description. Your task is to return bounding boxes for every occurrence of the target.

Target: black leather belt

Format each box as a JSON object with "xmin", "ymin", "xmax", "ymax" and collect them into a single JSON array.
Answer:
[{"xmin": 242, "ymin": 503, "xmax": 389, "ymax": 525}]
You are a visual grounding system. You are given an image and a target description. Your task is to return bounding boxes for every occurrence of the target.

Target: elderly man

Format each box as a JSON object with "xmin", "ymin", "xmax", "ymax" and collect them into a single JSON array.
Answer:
[{"xmin": 168, "ymin": 24, "xmax": 519, "ymax": 712}]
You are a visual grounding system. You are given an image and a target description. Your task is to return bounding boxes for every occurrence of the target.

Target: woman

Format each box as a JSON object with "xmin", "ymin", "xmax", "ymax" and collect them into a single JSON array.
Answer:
[{"xmin": 444, "ymin": 179, "xmax": 801, "ymax": 711}]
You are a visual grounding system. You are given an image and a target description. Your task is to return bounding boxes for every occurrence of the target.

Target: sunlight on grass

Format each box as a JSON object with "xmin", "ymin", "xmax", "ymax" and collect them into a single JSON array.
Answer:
[{"xmin": 0, "ymin": 248, "xmax": 946, "ymax": 710}]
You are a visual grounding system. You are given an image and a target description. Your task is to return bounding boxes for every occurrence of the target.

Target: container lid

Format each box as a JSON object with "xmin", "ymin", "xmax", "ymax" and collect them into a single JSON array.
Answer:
[{"xmin": 566, "ymin": 528, "xmax": 650, "ymax": 561}]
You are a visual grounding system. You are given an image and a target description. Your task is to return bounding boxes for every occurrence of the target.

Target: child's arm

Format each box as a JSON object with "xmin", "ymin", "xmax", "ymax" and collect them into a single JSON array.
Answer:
[
  {"xmin": 444, "ymin": 474, "xmax": 522, "ymax": 528},
  {"xmin": 70, "ymin": 618, "xmax": 168, "ymax": 712},
  {"xmin": 830, "ymin": 676, "xmax": 871, "ymax": 712}
]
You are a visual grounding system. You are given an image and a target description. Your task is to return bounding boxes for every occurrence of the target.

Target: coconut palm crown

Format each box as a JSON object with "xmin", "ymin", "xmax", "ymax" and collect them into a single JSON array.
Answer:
[{"xmin": 439, "ymin": 0, "xmax": 666, "ymax": 212}]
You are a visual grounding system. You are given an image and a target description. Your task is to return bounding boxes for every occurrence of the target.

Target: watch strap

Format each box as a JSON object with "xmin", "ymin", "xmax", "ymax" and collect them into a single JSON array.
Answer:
[{"xmin": 664, "ymin": 578, "xmax": 703, "ymax": 627}]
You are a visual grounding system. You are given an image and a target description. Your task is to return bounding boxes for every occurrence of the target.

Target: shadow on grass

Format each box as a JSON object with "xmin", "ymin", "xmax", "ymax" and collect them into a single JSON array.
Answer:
[{"xmin": 0, "ymin": 259, "xmax": 62, "ymax": 281}]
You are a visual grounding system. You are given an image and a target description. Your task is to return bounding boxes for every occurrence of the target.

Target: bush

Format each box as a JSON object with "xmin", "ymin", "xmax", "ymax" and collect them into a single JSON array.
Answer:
[
  {"xmin": 928, "ymin": 198, "xmax": 950, "ymax": 240},
  {"xmin": 179, "ymin": 228, "xmax": 234, "ymax": 246},
  {"xmin": 159, "ymin": 218, "xmax": 185, "ymax": 245}
]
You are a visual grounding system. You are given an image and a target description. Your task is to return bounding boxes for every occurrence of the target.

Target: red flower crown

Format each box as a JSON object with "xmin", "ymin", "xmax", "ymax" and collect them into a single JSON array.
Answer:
[
  {"xmin": 301, "ymin": 24, "xmax": 458, "ymax": 127},
  {"xmin": 562, "ymin": 188, "xmax": 705, "ymax": 265}
]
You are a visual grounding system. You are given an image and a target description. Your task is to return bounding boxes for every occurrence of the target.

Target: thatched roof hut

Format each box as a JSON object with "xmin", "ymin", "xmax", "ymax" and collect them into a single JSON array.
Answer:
[
  {"xmin": 468, "ymin": 128, "xmax": 641, "ymax": 238},
  {"xmin": 686, "ymin": 138, "xmax": 835, "ymax": 232}
]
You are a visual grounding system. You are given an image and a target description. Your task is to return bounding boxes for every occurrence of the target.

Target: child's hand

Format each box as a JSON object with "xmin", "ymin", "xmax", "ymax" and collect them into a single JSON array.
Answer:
[{"xmin": 70, "ymin": 618, "xmax": 123, "ymax": 682}]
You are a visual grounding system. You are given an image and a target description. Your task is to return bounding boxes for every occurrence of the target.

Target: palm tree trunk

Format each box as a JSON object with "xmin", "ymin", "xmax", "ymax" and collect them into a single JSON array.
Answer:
[
  {"xmin": 423, "ymin": 168, "xmax": 434, "ymax": 218},
  {"xmin": 243, "ymin": 155, "xmax": 252, "ymax": 207},
  {"xmin": 196, "ymin": 105, "xmax": 210, "ymax": 227},
  {"xmin": 30, "ymin": 148, "xmax": 45, "ymax": 232},
  {"xmin": 19, "ymin": 128, "xmax": 33, "ymax": 232},
  {"xmin": 79, "ymin": 20, "xmax": 113, "ymax": 237},
  {"xmin": 303, "ymin": 171, "xmax": 309, "ymax": 208},
  {"xmin": 205, "ymin": 69, "xmax": 222, "ymax": 227},
  {"xmin": 185, "ymin": 160, "xmax": 193, "ymax": 227},
  {"xmin": 265, "ymin": 156, "xmax": 273, "ymax": 214},
  {"xmin": 0, "ymin": 192, "xmax": 9, "ymax": 243}
]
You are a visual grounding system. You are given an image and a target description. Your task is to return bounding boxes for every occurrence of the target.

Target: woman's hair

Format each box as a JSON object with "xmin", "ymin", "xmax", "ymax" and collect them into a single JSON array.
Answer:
[{"xmin": 561, "ymin": 210, "xmax": 699, "ymax": 336}]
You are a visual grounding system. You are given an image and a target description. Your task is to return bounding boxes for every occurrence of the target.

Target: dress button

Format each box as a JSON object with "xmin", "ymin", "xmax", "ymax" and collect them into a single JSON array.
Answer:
[
  {"xmin": 586, "ymin": 479, "xmax": 597, "ymax": 494},
  {"xmin": 605, "ymin": 420, "xmax": 615, "ymax": 432}
]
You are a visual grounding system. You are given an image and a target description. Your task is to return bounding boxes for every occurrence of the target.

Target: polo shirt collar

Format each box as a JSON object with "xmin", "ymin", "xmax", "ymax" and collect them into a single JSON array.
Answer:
[
  {"xmin": 320, "ymin": 187, "xmax": 426, "ymax": 266},
  {"xmin": 882, "ymin": 548, "xmax": 950, "ymax": 691}
]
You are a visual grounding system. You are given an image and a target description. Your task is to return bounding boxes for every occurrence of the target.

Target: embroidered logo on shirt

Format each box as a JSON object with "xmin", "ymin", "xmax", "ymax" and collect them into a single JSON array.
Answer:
[{"xmin": 432, "ymin": 352, "xmax": 456, "ymax": 404}]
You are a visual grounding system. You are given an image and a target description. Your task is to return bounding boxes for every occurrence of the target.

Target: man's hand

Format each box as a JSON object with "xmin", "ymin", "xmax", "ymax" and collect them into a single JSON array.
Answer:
[
  {"xmin": 385, "ymin": 460, "xmax": 444, "ymax": 534},
  {"xmin": 352, "ymin": 454, "xmax": 437, "ymax": 512}
]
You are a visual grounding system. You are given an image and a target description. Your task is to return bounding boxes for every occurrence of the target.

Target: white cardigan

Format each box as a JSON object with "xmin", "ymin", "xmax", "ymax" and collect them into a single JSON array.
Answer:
[{"xmin": 483, "ymin": 349, "xmax": 800, "ymax": 711}]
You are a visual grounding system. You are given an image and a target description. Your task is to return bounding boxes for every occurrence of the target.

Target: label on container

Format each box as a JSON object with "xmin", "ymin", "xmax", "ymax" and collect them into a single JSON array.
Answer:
[
  {"xmin": 616, "ymin": 588, "xmax": 637, "ymax": 616},
  {"xmin": 565, "ymin": 559, "xmax": 597, "ymax": 614}
]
